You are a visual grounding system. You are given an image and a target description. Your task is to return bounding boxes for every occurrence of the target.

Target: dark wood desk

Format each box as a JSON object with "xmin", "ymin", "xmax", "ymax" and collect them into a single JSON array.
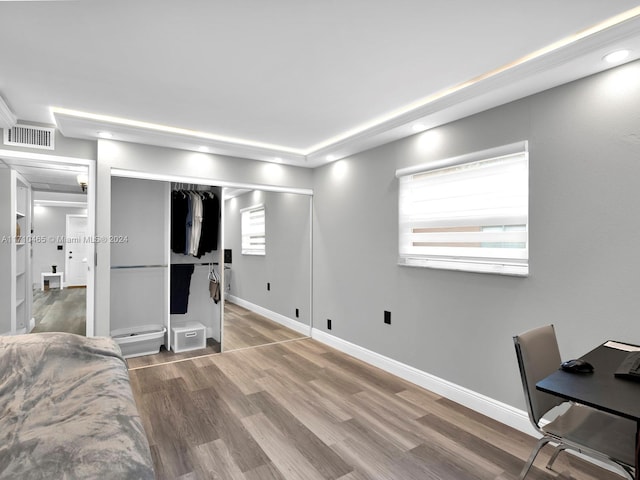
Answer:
[{"xmin": 537, "ymin": 342, "xmax": 640, "ymax": 479}]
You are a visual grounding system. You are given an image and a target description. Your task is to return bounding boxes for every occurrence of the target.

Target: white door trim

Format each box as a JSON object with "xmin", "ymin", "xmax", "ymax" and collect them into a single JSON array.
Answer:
[{"xmin": 0, "ymin": 148, "xmax": 96, "ymax": 337}]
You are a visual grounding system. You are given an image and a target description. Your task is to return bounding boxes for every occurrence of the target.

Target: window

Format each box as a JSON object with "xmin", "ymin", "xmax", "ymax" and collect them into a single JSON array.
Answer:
[
  {"xmin": 241, "ymin": 204, "xmax": 265, "ymax": 255},
  {"xmin": 396, "ymin": 141, "xmax": 528, "ymax": 276}
]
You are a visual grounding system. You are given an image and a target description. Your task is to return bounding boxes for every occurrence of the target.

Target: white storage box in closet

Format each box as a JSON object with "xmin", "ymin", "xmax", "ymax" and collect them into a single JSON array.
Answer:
[
  {"xmin": 111, "ymin": 325, "xmax": 166, "ymax": 358},
  {"xmin": 171, "ymin": 321, "xmax": 206, "ymax": 352}
]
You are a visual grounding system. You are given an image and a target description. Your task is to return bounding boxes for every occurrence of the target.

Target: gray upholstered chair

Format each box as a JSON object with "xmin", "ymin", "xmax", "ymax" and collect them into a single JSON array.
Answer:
[{"xmin": 513, "ymin": 324, "xmax": 635, "ymax": 479}]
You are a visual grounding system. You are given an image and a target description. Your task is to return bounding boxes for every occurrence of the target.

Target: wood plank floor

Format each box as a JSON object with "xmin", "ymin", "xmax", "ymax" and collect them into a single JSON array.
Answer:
[
  {"xmin": 129, "ymin": 338, "xmax": 623, "ymax": 480},
  {"xmin": 224, "ymin": 302, "xmax": 308, "ymax": 351},
  {"xmin": 126, "ymin": 338, "xmax": 222, "ymax": 368},
  {"xmin": 127, "ymin": 302, "xmax": 306, "ymax": 368}
]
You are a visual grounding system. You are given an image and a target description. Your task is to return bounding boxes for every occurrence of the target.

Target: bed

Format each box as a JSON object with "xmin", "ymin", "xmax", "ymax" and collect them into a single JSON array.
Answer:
[{"xmin": 0, "ymin": 332, "xmax": 155, "ymax": 479}]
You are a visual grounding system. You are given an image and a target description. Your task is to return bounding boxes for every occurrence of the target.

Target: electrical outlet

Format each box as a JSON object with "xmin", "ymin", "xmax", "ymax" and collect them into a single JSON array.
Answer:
[
  {"xmin": 384, "ymin": 310, "xmax": 391, "ymax": 325},
  {"xmin": 327, "ymin": 319, "xmax": 332, "ymax": 330}
]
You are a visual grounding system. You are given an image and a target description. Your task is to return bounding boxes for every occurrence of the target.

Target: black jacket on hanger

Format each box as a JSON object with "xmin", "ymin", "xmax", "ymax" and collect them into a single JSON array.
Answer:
[
  {"xmin": 196, "ymin": 193, "xmax": 220, "ymax": 257},
  {"xmin": 170, "ymin": 264, "xmax": 195, "ymax": 314},
  {"xmin": 171, "ymin": 191, "xmax": 188, "ymax": 254}
]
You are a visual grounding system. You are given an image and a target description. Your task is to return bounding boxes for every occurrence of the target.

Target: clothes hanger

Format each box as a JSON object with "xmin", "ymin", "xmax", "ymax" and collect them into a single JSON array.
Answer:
[{"xmin": 208, "ymin": 263, "xmax": 219, "ymax": 283}]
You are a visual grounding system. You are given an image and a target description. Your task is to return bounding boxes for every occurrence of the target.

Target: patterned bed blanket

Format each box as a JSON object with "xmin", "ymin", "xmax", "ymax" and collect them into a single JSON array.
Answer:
[{"xmin": 0, "ymin": 332, "xmax": 155, "ymax": 479}]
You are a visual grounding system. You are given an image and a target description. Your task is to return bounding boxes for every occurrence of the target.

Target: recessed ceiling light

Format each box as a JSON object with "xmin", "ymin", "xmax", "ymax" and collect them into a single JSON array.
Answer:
[
  {"xmin": 412, "ymin": 124, "xmax": 426, "ymax": 132},
  {"xmin": 603, "ymin": 49, "xmax": 630, "ymax": 64},
  {"xmin": 326, "ymin": 154, "xmax": 336, "ymax": 161},
  {"xmin": 274, "ymin": 157, "xmax": 282, "ymax": 162},
  {"xmin": 198, "ymin": 146, "xmax": 208, "ymax": 152},
  {"xmin": 97, "ymin": 131, "xmax": 113, "ymax": 139}
]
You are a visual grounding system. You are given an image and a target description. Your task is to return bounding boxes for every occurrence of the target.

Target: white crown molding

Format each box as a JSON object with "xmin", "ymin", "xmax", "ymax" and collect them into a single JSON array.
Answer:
[
  {"xmin": 53, "ymin": 12, "xmax": 640, "ymax": 169},
  {"xmin": 33, "ymin": 200, "xmax": 88, "ymax": 208},
  {"xmin": 0, "ymin": 95, "xmax": 17, "ymax": 129},
  {"xmin": 53, "ymin": 112, "xmax": 308, "ymax": 165},
  {"xmin": 305, "ymin": 13, "xmax": 640, "ymax": 166}
]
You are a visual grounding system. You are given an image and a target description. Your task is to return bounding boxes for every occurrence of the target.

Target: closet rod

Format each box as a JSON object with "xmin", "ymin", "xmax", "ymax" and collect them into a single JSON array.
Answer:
[
  {"xmin": 175, "ymin": 262, "xmax": 219, "ymax": 266},
  {"xmin": 111, "ymin": 263, "xmax": 221, "ymax": 269},
  {"xmin": 111, "ymin": 264, "xmax": 167, "ymax": 269}
]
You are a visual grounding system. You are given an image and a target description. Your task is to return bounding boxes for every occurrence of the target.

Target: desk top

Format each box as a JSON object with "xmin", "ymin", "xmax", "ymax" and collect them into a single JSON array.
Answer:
[{"xmin": 537, "ymin": 342, "xmax": 640, "ymax": 422}]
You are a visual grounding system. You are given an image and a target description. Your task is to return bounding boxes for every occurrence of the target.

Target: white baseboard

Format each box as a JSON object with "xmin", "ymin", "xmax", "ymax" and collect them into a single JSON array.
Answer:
[
  {"xmin": 309, "ymin": 328, "xmax": 629, "ymax": 476},
  {"xmin": 226, "ymin": 295, "xmax": 311, "ymax": 337},
  {"xmin": 311, "ymin": 328, "xmax": 536, "ymax": 436}
]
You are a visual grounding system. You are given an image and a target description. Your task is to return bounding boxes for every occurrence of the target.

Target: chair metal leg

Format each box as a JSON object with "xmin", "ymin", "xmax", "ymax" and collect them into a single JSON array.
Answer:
[
  {"xmin": 545, "ymin": 444, "xmax": 566, "ymax": 470},
  {"xmin": 614, "ymin": 463, "xmax": 635, "ymax": 480},
  {"xmin": 519, "ymin": 436, "xmax": 552, "ymax": 480},
  {"xmin": 544, "ymin": 444, "xmax": 634, "ymax": 480}
]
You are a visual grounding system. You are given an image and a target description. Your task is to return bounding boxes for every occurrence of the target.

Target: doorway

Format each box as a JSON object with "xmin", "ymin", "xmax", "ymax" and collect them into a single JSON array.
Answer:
[
  {"xmin": 0, "ymin": 149, "xmax": 95, "ymax": 337},
  {"xmin": 65, "ymin": 214, "xmax": 88, "ymax": 287}
]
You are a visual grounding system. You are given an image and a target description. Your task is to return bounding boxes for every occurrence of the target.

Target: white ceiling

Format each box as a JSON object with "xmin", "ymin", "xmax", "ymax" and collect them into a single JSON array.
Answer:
[
  {"xmin": 1, "ymin": 1, "xmax": 640, "ymax": 167},
  {"xmin": 0, "ymin": 156, "xmax": 87, "ymax": 194}
]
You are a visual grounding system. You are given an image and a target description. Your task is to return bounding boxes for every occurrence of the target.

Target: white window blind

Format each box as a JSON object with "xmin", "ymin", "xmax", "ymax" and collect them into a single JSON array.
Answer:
[
  {"xmin": 241, "ymin": 204, "xmax": 265, "ymax": 255},
  {"xmin": 396, "ymin": 141, "xmax": 529, "ymax": 276}
]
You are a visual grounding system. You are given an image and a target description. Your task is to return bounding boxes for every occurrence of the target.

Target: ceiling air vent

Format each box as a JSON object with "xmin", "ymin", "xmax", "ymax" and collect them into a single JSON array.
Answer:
[{"xmin": 4, "ymin": 124, "xmax": 55, "ymax": 150}]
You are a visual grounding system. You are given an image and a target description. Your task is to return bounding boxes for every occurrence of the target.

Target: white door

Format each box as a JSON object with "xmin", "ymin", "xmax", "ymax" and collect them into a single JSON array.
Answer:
[{"xmin": 65, "ymin": 215, "xmax": 88, "ymax": 287}]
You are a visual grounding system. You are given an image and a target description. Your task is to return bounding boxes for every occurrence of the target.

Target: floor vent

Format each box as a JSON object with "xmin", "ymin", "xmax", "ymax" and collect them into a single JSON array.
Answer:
[{"xmin": 3, "ymin": 124, "xmax": 55, "ymax": 150}]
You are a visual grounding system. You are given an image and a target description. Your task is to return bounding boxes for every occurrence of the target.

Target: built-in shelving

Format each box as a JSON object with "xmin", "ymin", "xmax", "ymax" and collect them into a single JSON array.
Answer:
[{"xmin": 0, "ymin": 168, "xmax": 31, "ymax": 334}]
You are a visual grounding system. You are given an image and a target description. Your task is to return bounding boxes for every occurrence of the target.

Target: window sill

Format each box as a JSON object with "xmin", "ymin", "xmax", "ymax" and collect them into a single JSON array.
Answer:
[{"xmin": 398, "ymin": 257, "xmax": 528, "ymax": 277}]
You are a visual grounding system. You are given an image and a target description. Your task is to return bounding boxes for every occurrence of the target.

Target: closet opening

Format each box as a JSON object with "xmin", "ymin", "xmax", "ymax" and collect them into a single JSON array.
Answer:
[{"xmin": 108, "ymin": 169, "xmax": 312, "ymax": 368}]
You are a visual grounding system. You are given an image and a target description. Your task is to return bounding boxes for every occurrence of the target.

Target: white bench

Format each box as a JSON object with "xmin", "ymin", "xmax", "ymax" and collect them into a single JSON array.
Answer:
[{"xmin": 41, "ymin": 272, "xmax": 64, "ymax": 291}]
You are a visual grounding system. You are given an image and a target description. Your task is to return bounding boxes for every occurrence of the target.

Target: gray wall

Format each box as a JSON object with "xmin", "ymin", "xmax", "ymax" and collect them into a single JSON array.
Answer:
[
  {"xmin": 225, "ymin": 190, "xmax": 311, "ymax": 325},
  {"xmin": 312, "ymin": 59, "xmax": 640, "ymax": 410},
  {"xmin": 32, "ymin": 205, "xmax": 87, "ymax": 285}
]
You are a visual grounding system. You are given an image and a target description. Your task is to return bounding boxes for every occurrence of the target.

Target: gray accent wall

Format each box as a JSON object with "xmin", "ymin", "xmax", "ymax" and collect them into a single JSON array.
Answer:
[
  {"xmin": 312, "ymin": 59, "xmax": 640, "ymax": 409},
  {"xmin": 224, "ymin": 190, "xmax": 311, "ymax": 327}
]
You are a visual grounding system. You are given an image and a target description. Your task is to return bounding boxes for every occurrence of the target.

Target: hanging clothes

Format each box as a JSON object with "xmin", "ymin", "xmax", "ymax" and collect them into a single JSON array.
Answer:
[
  {"xmin": 188, "ymin": 192, "xmax": 204, "ymax": 256},
  {"xmin": 196, "ymin": 192, "xmax": 220, "ymax": 257},
  {"xmin": 170, "ymin": 264, "xmax": 195, "ymax": 314},
  {"xmin": 208, "ymin": 264, "xmax": 220, "ymax": 304},
  {"xmin": 184, "ymin": 191, "xmax": 193, "ymax": 255},
  {"xmin": 170, "ymin": 191, "xmax": 188, "ymax": 254},
  {"xmin": 171, "ymin": 187, "xmax": 220, "ymax": 258}
]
